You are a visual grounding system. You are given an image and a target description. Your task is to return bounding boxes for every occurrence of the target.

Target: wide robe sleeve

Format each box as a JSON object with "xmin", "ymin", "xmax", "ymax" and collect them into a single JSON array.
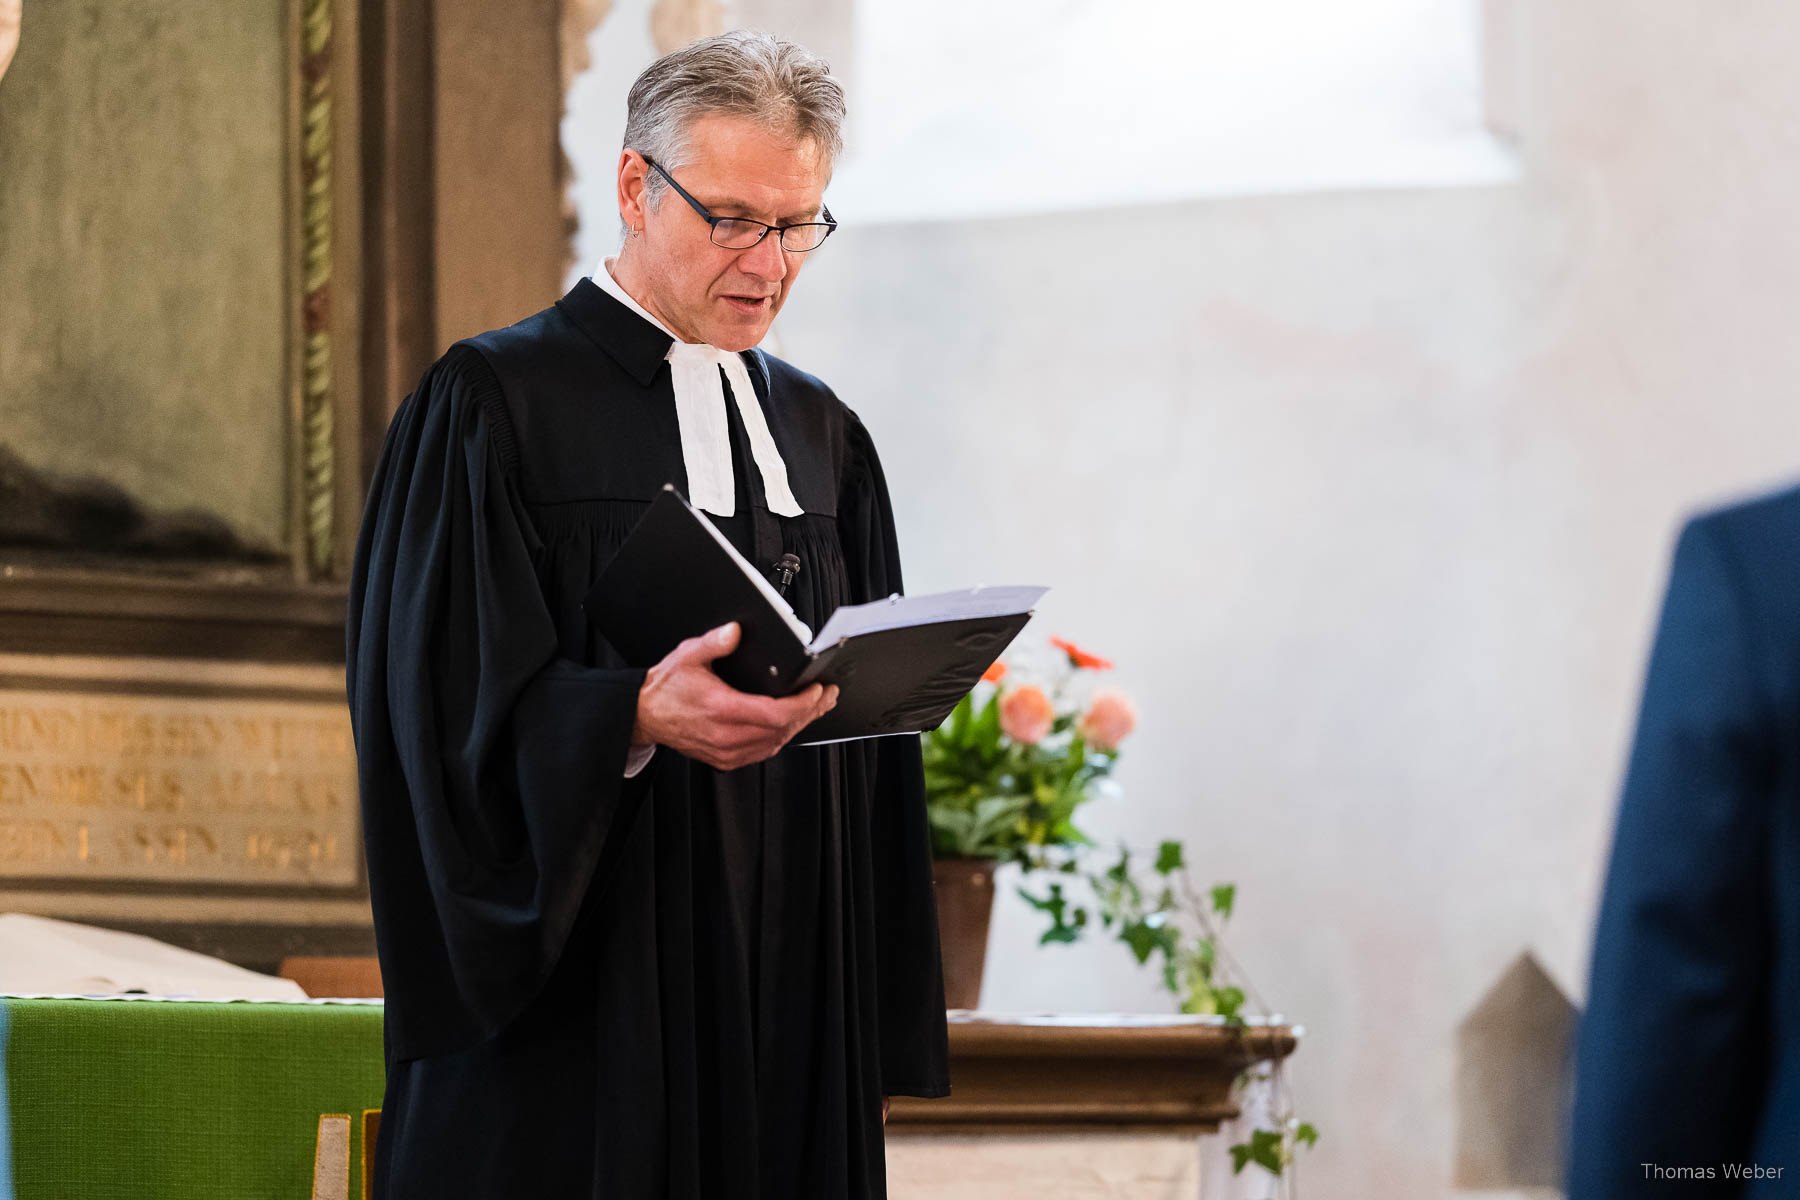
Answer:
[
  {"xmin": 838, "ymin": 407, "xmax": 953, "ymax": 1099},
  {"xmin": 346, "ymin": 343, "xmax": 650, "ymax": 1061}
]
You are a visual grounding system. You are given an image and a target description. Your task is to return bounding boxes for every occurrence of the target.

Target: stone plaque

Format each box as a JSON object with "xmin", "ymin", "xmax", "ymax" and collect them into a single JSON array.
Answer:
[{"xmin": 0, "ymin": 656, "xmax": 359, "ymax": 888}]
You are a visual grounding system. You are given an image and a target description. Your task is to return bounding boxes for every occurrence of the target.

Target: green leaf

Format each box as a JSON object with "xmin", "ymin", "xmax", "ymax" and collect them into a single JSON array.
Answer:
[
  {"xmin": 919, "ymin": 764, "xmax": 955, "ymax": 787},
  {"xmin": 948, "ymin": 692, "xmax": 972, "ymax": 744},
  {"xmin": 1294, "ymin": 1122, "xmax": 1319, "ymax": 1149},
  {"xmin": 1210, "ymin": 883, "xmax": 1236, "ymax": 919},
  {"xmin": 1226, "ymin": 1128, "xmax": 1287, "ymax": 1176},
  {"xmin": 970, "ymin": 795, "xmax": 1028, "ymax": 843},
  {"xmin": 1193, "ymin": 938, "xmax": 1216, "ymax": 972},
  {"xmin": 1062, "ymin": 731, "xmax": 1087, "ymax": 772},
  {"xmin": 1016, "ymin": 884, "xmax": 1064, "ymax": 918},
  {"xmin": 972, "ymin": 692, "xmax": 1002, "ymax": 752},
  {"xmin": 929, "ymin": 809, "xmax": 973, "ymax": 850},
  {"xmin": 1104, "ymin": 846, "xmax": 1131, "ymax": 883},
  {"xmin": 1154, "ymin": 840, "xmax": 1184, "ymax": 875},
  {"xmin": 1214, "ymin": 985, "xmax": 1246, "ymax": 1021},
  {"xmin": 1050, "ymin": 819, "xmax": 1098, "ymax": 848},
  {"xmin": 1119, "ymin": 919, "xmax": 1161, "ymax": 965},
  {"xmin": 1019, "ymin": 882, "xmax": 1084, "ymax": 947},
  {"xmin": 1248, "ymin": 1128, "xmax": 1286, "ymax": 1175}
]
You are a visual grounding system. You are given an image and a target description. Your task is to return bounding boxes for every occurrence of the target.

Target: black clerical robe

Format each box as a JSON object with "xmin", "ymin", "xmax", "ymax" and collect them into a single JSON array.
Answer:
[{"xmin": 345, "ymin": 276, "xmax": 950, "ymax": 1200}]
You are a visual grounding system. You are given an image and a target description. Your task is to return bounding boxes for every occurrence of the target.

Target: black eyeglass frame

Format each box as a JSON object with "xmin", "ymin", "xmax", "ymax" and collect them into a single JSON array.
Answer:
[{"xmin": 641, "ymin": 155, "xmax": 837, "ymax": 252}]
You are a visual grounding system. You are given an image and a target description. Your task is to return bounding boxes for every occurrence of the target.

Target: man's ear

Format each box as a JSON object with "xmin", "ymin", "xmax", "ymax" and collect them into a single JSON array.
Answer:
[{"xmin": 616, "ymin": 148, "xmax": 651, "ymax": 233}]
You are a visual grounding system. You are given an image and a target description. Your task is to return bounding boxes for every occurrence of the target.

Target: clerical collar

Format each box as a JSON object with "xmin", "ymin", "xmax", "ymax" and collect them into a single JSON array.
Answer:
[
  {"xmin": 591, "ymin": 256, "xmax": 683, "ymax": 343},
  {"xmin": 585, "ymin": 257, "xmax": 802, "ymax": 518}
]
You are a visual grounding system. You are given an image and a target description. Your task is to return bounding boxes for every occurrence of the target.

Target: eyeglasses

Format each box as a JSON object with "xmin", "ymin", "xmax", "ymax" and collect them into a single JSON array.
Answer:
[{"xmin": 642, "ymin": 155, "xmax": 837, "ymax": 252}]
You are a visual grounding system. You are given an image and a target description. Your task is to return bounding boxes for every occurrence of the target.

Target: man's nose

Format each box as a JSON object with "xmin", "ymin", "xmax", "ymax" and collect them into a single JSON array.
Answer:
[{"xmin": 739, "ymin": 229, "xmax": 789, "ymax": 281}]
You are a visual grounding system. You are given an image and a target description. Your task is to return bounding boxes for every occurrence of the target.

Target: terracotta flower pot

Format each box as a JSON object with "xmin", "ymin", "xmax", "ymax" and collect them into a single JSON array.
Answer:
[{"xmin": 931, "ymin": 857, "xmax": 997, "ymax": 1010}]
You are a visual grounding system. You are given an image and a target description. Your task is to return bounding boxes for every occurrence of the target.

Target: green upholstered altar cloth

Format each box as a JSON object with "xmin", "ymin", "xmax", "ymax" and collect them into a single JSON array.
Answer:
[{"xmin": 2, "ymin": 996, "xmax": 384, "ymax": 1199}]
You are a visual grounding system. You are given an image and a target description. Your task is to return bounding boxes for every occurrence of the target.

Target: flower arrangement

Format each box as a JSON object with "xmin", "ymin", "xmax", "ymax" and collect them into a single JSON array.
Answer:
[
  {"xmin": 922, "ymin": 633, "xmax": 1318, "ymax": 1185},
  {"xmin": 920, "ymin": 635, "xmax": 1137, "ymax": 861}
]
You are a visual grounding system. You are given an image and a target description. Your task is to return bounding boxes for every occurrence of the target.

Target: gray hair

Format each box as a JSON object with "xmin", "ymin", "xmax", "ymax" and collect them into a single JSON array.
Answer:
[{"xmin": 621, "ymin": 31, "xmax": 845, "ymax": 226}]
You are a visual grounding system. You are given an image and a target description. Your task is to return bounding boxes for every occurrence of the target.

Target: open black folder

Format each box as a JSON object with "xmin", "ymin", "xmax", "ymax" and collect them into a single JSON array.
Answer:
[{"xmin": 581, "ymin": 484, "xmax": 1047, "ymax": 745}]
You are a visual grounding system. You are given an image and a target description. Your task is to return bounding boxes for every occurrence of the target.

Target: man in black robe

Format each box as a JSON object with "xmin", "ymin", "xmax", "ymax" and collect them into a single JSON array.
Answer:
[{"xmin": 345, "ymin": 31, "xmax": 949, "ymax": 1199}]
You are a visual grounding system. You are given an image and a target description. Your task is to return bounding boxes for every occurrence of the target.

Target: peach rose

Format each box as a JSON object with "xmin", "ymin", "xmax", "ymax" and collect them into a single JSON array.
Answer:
[
  {"xmin": 1076, "ymin": 688, "xmax": 1137, "ymax": 751},
  {"xmin": 981, "ymin": 660, "xmax": 1008, "ymax": 684},
  {"xmin": 998, "ymin": 684, "xmax": 1056, "ymax": 744}
]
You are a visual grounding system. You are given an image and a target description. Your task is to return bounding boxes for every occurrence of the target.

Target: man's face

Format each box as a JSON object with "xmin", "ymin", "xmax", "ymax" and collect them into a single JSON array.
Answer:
[{"xmin": 617, "ymin": 113, "xmax": 829, "ymax": 352}]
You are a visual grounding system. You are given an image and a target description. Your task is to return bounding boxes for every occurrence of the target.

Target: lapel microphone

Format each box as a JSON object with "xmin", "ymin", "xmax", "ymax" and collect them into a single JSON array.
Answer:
[{"xmin": 771, "ymin": 553, "xmax": 802, "ymax": 597}]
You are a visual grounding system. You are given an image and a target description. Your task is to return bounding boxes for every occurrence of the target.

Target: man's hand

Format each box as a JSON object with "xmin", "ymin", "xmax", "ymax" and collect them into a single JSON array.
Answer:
[{"xmin": 631, "ymin": 621, "xmax": 838, "ymax": 771}]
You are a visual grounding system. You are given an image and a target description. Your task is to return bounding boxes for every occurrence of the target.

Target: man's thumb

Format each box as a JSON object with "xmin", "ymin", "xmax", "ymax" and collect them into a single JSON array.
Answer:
[{"xmin": 688, "ymin": 621, "xmax": 739, "ymax": 662}]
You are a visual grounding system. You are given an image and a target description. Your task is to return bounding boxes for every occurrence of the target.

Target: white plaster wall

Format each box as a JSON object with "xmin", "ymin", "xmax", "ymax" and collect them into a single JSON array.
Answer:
[
  {"xmin": 830, "ymin": 0, "xmax": 1516, "ymax": 221},
  {"xmin": 564, "ymin": 1, "xmax": 1800, "ymax": 1193}
]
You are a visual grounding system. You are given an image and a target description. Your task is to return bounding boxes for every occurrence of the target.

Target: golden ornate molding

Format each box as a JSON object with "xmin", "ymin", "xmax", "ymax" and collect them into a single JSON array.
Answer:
[{"xmin": 298, "ymin": 0, "xmax": 336, "ymax": 580}]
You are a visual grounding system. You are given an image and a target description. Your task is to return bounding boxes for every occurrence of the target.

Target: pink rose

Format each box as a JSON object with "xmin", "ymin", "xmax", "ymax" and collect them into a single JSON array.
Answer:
[
  {"xmin": 999, "ymin": 684, "xmax": 1056, "ymax": 744},
  {"xmin": 1076, "ymin": 688, "xmax": 1136, "ymax": 751}
]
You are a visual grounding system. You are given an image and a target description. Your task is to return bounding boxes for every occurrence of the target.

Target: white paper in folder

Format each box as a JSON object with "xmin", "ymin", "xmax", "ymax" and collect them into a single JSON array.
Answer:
[{"xmin": 808, "ymin": 585, "xmax": 1050, "ymax": 650}]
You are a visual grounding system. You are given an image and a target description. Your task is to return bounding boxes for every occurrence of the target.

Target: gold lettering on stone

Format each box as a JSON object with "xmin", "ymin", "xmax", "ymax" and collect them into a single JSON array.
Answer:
[{"xmin": 0, "ymin": 688, "xmax": 359, "ymax": 886}]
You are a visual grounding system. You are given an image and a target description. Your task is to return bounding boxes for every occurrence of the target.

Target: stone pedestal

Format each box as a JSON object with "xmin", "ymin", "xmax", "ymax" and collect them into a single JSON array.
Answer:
[
  {"xmin": 888, "ymin": 1133, "xmax": 1199, "ymax": 1199},
  {"xmin": 887, "ymin": 1012, "xmax": 1302, "ymax": 1200}
]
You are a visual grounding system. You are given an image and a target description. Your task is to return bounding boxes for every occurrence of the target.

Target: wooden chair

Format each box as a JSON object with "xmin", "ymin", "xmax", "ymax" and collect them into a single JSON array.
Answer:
[{"xmin": 278, "ymin": 955, "xmax": 385, "ymax": 999}]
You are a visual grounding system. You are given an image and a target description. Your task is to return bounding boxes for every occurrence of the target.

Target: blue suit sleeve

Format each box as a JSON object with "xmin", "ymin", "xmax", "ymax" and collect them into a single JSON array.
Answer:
[{"xmin": 1567, "ymin": 515, "xmax": 1776, "ymax": 1194}]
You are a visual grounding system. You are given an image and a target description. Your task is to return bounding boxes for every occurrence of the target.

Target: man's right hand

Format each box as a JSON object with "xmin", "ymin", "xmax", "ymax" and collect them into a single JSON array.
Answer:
[{"xmin": 630, "ymin": 621, "xmax": 838, "ymax": 771}]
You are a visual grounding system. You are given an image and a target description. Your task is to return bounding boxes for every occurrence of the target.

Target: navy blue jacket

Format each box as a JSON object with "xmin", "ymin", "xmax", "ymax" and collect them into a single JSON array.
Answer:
[{"xmin": 1569, "ymin": 482, "xmax": 1800, "ymax": 1195}]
